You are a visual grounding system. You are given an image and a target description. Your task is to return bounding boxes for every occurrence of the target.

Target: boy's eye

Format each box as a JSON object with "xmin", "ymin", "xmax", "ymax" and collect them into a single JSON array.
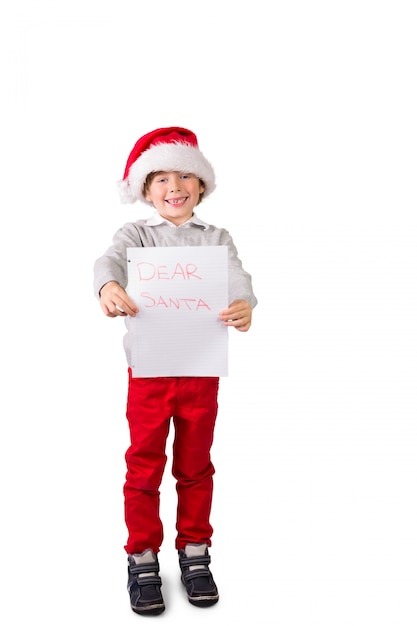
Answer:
[{"xmin": 153, "ymin": 173, "xmax": 195, "ymax": 184}]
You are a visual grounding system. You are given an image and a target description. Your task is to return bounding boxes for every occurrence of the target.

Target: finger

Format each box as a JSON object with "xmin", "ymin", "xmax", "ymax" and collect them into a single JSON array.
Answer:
[
  {"xmin": 100, "ymin": 301, "xmax": 117, "ymax": 317},
  {"xmin": 235, "ymin": 323, "xmax": 250, "ymax": 332},
  {"xmin": 224, "ymin": 317, "xmax": 246, "ymax": 327},
  {"xmin": 225, "ymin": 306, "xmax": 248, "ymax": 319},
  {"xmin": 119, "ymin": 297, "xmax": 139, "ymax": 315}
]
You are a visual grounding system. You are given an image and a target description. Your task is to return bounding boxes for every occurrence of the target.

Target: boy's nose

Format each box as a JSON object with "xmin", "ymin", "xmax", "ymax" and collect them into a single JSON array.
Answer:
[{"xmin": 170, "ymin": 177, "xmax": 181, "ymax": 192}]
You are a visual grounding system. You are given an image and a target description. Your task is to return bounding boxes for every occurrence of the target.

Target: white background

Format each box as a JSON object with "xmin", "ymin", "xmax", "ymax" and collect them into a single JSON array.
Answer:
[{"xmin": 1, "ymin": 2, "xmax": 416, "ymax": 625}]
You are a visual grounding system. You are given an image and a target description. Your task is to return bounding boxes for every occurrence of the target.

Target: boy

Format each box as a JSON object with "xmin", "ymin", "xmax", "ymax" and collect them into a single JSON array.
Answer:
[{"xmin": 94, "ymin": 127, "xmax": 257, "ymax": 615}]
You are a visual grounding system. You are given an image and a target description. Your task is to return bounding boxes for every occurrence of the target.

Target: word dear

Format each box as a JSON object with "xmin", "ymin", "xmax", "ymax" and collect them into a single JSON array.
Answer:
[{"xmin": 136, "ymin": 262, "xmax": 202, "ymax": 281}]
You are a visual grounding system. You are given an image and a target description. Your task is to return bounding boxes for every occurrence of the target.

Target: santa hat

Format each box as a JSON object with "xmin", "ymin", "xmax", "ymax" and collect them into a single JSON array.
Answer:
[{"xmin": 117, "ymin": 127, "xmax": 216, "ymax": 204}]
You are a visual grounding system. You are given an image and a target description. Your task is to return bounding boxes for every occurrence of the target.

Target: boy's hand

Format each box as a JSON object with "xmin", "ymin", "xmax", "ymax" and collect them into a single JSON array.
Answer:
[
  {"xmin": 219, "ymin": 299, "xmax": 252, "ymax": 332},
  {"xmin": 99, "ymin": 281, "xmax": 139, "ymax": 317}
]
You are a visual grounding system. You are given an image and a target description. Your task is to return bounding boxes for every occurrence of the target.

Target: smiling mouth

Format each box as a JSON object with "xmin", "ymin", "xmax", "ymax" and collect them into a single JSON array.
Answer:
[{"xmin": 166, "ymin": 197, "xmax": 187, "ymax": 206}]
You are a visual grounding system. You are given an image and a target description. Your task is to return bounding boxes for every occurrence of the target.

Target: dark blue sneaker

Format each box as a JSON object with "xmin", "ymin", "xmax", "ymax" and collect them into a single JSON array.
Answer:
[
  {"xmin": 127, "ymin": 551, "xmax": 165, "ymax": 616},
  {"xmin": 178, "ymin": 544, "xmax": 219, "ymax": 607}
]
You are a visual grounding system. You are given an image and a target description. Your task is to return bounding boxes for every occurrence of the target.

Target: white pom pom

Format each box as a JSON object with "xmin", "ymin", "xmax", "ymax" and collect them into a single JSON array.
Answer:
[{"xmin": 117, "ymin": 178, "xmax": 136, "ymax": 204}]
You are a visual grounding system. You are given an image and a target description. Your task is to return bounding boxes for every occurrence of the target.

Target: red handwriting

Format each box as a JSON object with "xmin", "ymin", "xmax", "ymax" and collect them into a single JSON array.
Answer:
[
  {"xmin": 137, "ymin": 262, "xmax": 202, "ymax": 281},
  {"xmin": 140, "ymin": 292, "xmax": 211, "ymax": 310}
]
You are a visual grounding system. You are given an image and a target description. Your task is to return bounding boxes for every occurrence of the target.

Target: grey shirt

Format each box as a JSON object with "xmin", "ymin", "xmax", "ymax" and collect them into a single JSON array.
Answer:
[
  {"xmin": 94, "ymin": 212, "xmax": 258, "ymax": 369},
  {"xmin": 94, "ymin": 212, "xmax": 258, "ymax": 308}
]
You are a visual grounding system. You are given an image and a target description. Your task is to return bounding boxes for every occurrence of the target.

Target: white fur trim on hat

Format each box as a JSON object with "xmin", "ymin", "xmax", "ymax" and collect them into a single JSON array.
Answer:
[{"xmin": 118, "ymin": 142, "xmax": 216, "ymax": 205}]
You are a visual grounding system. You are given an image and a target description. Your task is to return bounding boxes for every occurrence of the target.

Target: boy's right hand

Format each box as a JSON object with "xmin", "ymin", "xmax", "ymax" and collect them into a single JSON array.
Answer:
[{"xmin": 99, "ymin": 281, "xmax": 139, "ymax": 317}]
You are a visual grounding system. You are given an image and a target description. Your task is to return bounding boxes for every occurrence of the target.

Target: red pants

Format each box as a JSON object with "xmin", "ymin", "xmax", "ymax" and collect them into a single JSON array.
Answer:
[{"xmin": 124, "ymin": 370, "xmax": 219, "ymax": 554}]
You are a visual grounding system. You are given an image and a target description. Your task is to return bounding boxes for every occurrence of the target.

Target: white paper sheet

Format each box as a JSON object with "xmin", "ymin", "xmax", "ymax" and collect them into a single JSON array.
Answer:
[{"xmin": 125, "ymin": 246, "xmax": 229, "ymax": 377}]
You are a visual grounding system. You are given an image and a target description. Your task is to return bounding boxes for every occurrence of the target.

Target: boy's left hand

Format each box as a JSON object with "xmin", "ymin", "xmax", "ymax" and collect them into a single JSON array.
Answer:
[{"xmin": 219, "ymin": 299, "xmax": 253, "ymax": 332}]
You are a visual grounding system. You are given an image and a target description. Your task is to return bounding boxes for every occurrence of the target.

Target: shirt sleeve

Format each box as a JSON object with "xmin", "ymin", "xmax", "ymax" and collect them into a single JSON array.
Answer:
[
  {"xmin": 93, "ymin": 222, "xmax": 143, "ymax": 298},
  {"xmin": 219, "ymin": 228, "xmax": 258, "ymax": 309}
]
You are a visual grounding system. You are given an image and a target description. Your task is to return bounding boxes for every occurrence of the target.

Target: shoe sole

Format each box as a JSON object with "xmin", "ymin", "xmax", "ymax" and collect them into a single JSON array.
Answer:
[
  {"xmin": 131, "ymin": 603, "xmax": 165, "ymax": 616},
  {"xmin": 188, "ymin": 596, "xmax": 219, "ymax": 608}
]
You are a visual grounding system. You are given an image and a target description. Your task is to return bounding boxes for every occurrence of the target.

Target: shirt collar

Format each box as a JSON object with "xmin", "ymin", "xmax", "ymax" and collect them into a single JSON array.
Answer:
[{"xmin": 145, "ymin": 212, "xmax": 210, "ymax": 230}]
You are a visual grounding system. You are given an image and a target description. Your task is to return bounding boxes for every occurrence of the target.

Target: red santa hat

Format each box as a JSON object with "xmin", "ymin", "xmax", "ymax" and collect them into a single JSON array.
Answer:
[{"xmin": 117, "ymin": 126, "xmax": 216, "ymax": 204}]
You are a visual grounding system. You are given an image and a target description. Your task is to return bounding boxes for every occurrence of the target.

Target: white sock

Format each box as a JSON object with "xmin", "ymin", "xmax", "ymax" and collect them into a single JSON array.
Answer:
[
  {"xmin": 132, "ymin": 549, "xmax": 156, "ymax": 578},
  {"xmin": 185, "ymin": 543, "xmax": 208, "ymax": 572}
]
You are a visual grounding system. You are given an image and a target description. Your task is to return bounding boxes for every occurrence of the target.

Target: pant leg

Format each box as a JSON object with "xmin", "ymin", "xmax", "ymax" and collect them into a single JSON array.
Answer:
[
  {"xmin": 172, "ymin": 377, "xmax": 219, "ymax": 551},
  {"xmin": 124, "ymin": 371, "xmax": 176, "ymax": 554}
]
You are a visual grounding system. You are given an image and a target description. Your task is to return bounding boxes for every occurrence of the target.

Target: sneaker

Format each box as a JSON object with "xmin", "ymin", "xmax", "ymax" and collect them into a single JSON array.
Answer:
[
  {"xmin": 127, "ymin": 550, "xmax": 165, "ymax": 615},
  {"xmin": 178, "ymin": 543, "xmax": 219, "ymax": 607}
]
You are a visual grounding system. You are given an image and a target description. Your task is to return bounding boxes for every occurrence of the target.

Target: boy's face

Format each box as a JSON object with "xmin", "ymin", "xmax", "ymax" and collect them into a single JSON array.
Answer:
[{"xmin": 144, "ymin": 171, "xmax": 205, "ymax": 226}]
